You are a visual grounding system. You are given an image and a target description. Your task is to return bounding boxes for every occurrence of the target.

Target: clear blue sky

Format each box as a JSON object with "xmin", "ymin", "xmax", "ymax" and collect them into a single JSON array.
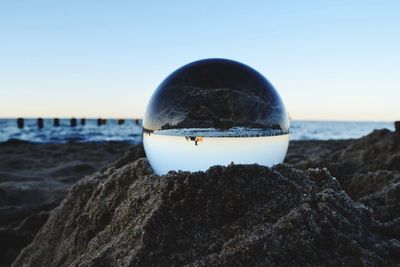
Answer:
[{"xmin": 0, "ymin": 1, "xmax": 399, "ymax": 121}]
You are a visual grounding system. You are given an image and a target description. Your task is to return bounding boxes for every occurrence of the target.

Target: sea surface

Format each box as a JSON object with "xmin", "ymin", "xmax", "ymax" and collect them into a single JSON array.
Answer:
[{"xmin": 0, "ymin": 119, "xmax": 395, "ymax": 143}]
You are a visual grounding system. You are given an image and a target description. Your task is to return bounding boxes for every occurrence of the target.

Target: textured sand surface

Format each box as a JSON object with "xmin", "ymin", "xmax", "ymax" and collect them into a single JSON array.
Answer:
[
  {"xmin": 13, "ymin": 130, "xmax": 400, "ymax": 266},
  {"xmin": 3, "ymin": 129, "xmax": 400, "ymax": 266},
  {"xmin": 0, "ymin": 140, "xmax": 139, "ymax": 265},
  {"xmin": 14, "ymin": 158, "xmax": 400, "ymax": 266},
  {"xmin": 286, "ymin": 129, "xmax": 400, "ymax": 221}
]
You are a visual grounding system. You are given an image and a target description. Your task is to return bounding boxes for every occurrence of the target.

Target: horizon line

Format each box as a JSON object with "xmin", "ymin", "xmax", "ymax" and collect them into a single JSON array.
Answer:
[{"xmin": 0, "ymin": 117, "xmax": 396, "ymax": 123}]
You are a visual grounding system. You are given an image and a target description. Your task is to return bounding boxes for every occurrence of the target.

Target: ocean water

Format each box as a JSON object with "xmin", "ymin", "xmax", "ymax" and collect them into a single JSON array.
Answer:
[
  {"xmin": 0, "ymin": 119, "xmax": 395, "ymax": 143},
  {"xmin": 0, "ymin": 119, "xmax": 143, "ymax": 143},
  {"xmin": 290, "ymin": 120, "xmax": 394, "ymax": 140}
]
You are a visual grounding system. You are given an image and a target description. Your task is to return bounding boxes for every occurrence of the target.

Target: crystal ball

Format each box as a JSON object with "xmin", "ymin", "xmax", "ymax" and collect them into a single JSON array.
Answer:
[{"xmin": 143, "ymin": 58, "xmax": 290, "ymax": 175}]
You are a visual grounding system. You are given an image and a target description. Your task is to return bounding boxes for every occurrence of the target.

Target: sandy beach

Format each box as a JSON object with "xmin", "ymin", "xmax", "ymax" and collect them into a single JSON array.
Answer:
[
  {"xmin": 0, "ymin": 129, "xmax": 399, "ymax": 266},
  {"xmin": 0, "ymin": 141, "xmax": 141, "ymax": 265}
]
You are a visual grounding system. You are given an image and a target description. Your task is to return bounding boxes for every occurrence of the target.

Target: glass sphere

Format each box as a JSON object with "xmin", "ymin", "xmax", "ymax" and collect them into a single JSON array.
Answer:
[{"xmin": 143, "ymin": 58, "xmax": 290, "ymax": 175}]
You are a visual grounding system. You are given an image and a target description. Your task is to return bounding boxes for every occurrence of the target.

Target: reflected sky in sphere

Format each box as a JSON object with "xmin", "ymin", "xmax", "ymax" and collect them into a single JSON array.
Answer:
[{"xmin": 143, "ymin": 58, "xmax": 290, "ymax": 175}]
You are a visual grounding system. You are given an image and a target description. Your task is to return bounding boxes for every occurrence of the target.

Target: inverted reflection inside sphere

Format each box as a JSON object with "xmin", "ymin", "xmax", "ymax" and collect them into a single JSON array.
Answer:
[{"xmin": 143, "ymin": 58, "xmax": 290, "ymax": 175}]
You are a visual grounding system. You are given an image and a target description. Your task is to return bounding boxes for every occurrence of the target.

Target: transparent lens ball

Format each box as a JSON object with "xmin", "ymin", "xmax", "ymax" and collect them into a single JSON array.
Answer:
[{"xmin": 143, "ymin": 58, "xmax": 290, "ymax": 175}]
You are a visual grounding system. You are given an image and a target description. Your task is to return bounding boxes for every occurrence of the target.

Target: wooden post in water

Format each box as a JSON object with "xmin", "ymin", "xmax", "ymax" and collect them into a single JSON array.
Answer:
[
  {"xmin": 80, "ymin": 118, "xmax": 86, "ymax": 126},
  {"xmin": 97, "ymin": 118, "xmax": 106, "ymax": 126},
  {"xmin": 134, "ymin": 119, "xmax": 139, "ymax": 125},
  {"xmin": 118, "ymin": 119, "xmax": 125, "ymax": 125},
  {"xmin": 395, "ymin": 121, "xmax": 400, "ymax": 134},
  {"xmin": 17, "ymin": 118, "xmax": 24, "ymax": 129},
  {"xmin": 53, "ymin": 118, "xmax": 60, "ymax": 127},
  {"xmin": 70, "ymin": 118, "xmax": 77, "ymax": 127},
  {"xmin": 37, "ymin": 118, "xmax": 44, "ymax": 129}
]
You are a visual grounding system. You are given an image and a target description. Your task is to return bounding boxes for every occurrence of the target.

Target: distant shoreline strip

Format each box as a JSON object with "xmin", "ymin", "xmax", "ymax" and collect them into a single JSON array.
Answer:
[{"xmin": 144, "ymin": 128, "xmax": 290, "ymax": 138}]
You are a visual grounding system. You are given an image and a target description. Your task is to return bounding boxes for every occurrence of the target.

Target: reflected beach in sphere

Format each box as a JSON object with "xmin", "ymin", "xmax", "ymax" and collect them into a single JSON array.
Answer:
[{"xmin": 143, "ymin": 58, "xmax": 290, "ymax": 175}]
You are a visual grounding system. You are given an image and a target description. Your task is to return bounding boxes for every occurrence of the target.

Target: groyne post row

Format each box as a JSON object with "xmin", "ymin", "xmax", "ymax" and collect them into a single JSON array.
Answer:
[{"xmin": 16, "ymin": 118, "xmax": 141, "ymax": 129}]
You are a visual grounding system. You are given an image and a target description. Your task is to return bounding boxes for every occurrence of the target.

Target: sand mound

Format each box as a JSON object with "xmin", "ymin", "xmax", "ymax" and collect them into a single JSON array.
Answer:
[
  {"xmin": 321, "ymin": 129, "xmax": 400, "ymax": 174},
  {"xmin": 0, "ymin": 141, "xmax": 138, "ymax": 265},
  {"xmin": 287, "ymin": 129, "xmax": 400, "ymax": 221},
  {"xmin": 14, "ymin": 159, "xmax": 400, "ymax": 266}
]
